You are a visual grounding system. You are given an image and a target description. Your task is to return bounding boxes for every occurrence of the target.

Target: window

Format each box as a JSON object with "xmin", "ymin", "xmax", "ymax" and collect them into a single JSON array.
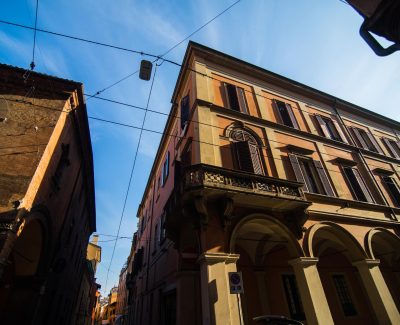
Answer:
[
  {"xmin": 223, "ymin": 83, "xmax": 249, "ymax": 114},
  {"xmin": 140, "ymin": 213, "xmax": 146, "ymax": 234},
  {"xmin": 289, "ymin": 154, "xmax": 335, "ymax": 196},
  {"xmin": 282, "ymin": 274, "xmax": 305, "ymax": 321},
  {"xmin": 180, "ymin": 95, "xmax": 190, "ymax": 130},
  {"xmin": 132, "ymin": 247, "xmax": 144, "ymax": 276},
  {"xmin": 332, "ymin": 275, "xmax": 357, "ymax": 317},
  {"xmin": 161, "ymin": 151, "xmax": 170, "ymax": 187},
  {"xmin": 274, "ymin": 100, "xmax": 299, "ymax": 129},
  {"xmin": 159, "ymin": 212, "xmax": 167, "ymax": 243},
  {"xmin": 351, "ymin": 127, "xmax": 383, "ymax": 154},
  {"xmin": 381, "ymin": 175, "xmax": 400, "ymax": 207},
  {"xmin": 315, "ymin": 115, "xmax": 348, "ymax": 143},
  {"xmin": 161, "ymin": 289, "xmax": 177, "ymax": 325},
  {"xmin": 342, "ymin": 166, "xmax": 374, "ymax": 203},
  {"xmin": 153, "ymin": 223, "xmax": 159, "ymax": 251},
  {"xmin": 231, "ymin": 128, "xmax": 264, "ymax": 175},
  {"xmin": 180, "ymin": 140, "xmax": 192, "ymax": 167},
  {"xmin": 381, "ymin": 138, "xmax": 400, "ymax": 159}
]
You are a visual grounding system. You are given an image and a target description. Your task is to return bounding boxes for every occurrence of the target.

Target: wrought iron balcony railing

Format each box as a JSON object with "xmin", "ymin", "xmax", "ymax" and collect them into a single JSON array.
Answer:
[{"xmin": 181, "ymin": 164, "xmax": 306, "ymax": 201}]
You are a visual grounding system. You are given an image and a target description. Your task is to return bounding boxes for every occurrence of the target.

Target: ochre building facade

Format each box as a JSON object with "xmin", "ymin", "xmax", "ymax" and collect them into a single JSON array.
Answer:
[{"xmin": 126, "ymin": 42, "xmax": 400, "ymax": 325}]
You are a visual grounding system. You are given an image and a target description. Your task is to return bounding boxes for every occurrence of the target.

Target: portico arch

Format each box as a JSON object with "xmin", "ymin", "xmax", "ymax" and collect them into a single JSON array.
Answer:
[
  {"xmin": 365, "ymin": 228, "xmax": 400, "ymax": 311},
  {"xmin": 230, "ymin": 214, "xmax": 307, "ymax": 324},
  {"xmin": 13, "ymin": 218, "xmax": 44, "ymax": 277},
  {"xmin": 0, "ymin": 210, "xmax": 51, "ymax": 324},
  {"xmin": 305, "ymin": 222, "xmax": 367, "ymax": 262},
  {"xmin": 305, "ymin": 222, "xmax": 375, "ymax": 324},
  {"xmin": 230, "ymin": 213, "xmax": 304, "ymax": 259}
]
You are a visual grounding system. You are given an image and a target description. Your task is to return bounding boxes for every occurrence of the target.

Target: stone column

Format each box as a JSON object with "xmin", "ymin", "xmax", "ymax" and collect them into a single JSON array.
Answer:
[
  {"xmin": 254, "ymin": 269, "xmax": 270, "ymax": 315},
  {"xmin": 289, "ymin": 257, "xmax": 334, "ymax": 325},
  {"xmin": 198, "ymin": 252, "xmax": 242, "ymax": 325},
  {"xmin": 176, "ymin": 270, "xmax": 201, "ymax": 325},
  {"xmin": 353, "ymin": 259, "xmax": 400, "ymax": 324}
]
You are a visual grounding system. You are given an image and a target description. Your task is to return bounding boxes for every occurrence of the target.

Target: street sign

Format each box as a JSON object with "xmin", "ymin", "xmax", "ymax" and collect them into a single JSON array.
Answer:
[{"xmin": 229, "ymin": 272, "xmax": 244, "ymax": 294}]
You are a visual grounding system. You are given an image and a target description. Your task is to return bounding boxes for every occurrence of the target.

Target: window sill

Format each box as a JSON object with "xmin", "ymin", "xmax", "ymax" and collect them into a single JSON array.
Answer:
[{"xmin": 305, "ymin": 192, "xmax": 400, "ymax": 214}]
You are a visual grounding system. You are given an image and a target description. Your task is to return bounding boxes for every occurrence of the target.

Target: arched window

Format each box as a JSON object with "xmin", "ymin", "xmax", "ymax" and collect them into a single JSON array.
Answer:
[{"xmin": 230, "ymin": 128, "xmax": 264, "ymax": 175}]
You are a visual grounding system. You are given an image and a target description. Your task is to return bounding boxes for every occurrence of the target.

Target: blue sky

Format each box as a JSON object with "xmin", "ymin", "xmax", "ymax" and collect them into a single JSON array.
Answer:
[{"xmin": 1, "ymin": 0, "xmax": 399, "ymax": 296}]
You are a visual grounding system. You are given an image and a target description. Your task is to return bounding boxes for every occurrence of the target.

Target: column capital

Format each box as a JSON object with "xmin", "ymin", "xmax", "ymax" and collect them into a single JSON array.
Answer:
[
  {"xmin": 288, "ymin": 257, "xmax": 319, "ymax": 267},
  {"xmin": 352, "ymin": 259, "xmax": 380, "ymax": 268},
  {"xmin": 197, "ymin": 252, "xmax": 240, "ymax": 265}
]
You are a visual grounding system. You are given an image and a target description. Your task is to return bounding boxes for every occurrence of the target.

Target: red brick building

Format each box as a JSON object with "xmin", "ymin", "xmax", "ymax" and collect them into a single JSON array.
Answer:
[{"xmin": 0, "ymin": 64, "xmax": 96, "ymax": 324}]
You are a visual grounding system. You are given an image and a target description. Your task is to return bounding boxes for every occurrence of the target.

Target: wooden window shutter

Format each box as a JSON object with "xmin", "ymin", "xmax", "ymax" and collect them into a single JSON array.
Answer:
[
  {"xmin": 180, "ymin": 95, "xmax": 190, "ymax": 130},
  {"xmin": 382, "ymin": 138, "xmax": 400, "ymax": 158},
  {"xmin": 352, "ymin": 168, "xmax": 374, "ymax": 203},
  {"xmin": 332, "ymin": 119, "xmax": 349, "ymax": 144},
  {"xmin": 382, "ymin": 176, "xmax": 400, "ymax": 207},
  {"xmin": 249, "ymin": 143, "xmax": 263, "ymax": 175},
  {"xmin": 315, "ymin": 115, "xmax": 331, "ymax": 139},
  {"xmin": 165, "ymin": 151, "xmax": 170, "ymax": 178},
  {"xmin": 289, "ymin": 154, "xmax": 305, "ymax": 184},
  {"xmin": 157, "ymin": 219, "xmax": 162, "ymax": 244},
  {"xmin": 313, "ymin": 160, "xmax": 335, "ymax": 196},
  {"xmin": 350, "ymin": 127, "xmax": 368, "ymax": 149},
  {"xmin": 285, "ymin": 103, "xmax": 300, "ymax": 129},
  {"xmin": 366, "ymin": 132, "xmax": 384, "ymax": 154},
  {"xmin": 236, "ymin": 87, "xmax": 249, "ymax": 114},
  {"xmin": 223, "ymin": 83, "xmax": 230, "ymax": 108},
  {"xmin": 153, "ymin": 223, "xmax": 159, "ymax": 249},
  {"xmin": 224, "ymin": 83, "xmax": 240, "ymax": 112},
  {"xmin": 233, "ymin": 141, "xmax": 254, "ymax": 172}
]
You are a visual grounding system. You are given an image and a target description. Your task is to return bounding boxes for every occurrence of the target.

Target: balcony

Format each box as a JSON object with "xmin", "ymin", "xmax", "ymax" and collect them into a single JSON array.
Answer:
[
  {"xmin": 162, "ymin": 164, "xmax": 311, "ymax": 241},
  {"xmin": 163, "ymin": 164, "xmax": 311, "ymax": 241},
  {"xmin": 180, "ymin": 164, "xmax": 309, "ymax": 211}
]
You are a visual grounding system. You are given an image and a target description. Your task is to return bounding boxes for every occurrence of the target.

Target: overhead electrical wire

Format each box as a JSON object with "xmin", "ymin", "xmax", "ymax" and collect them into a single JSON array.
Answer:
[
  {"xmin": 2, "ymin": 96, "xmax": 397, "ymax": 177},
  {"xmin": 0, "ymin": 19, "xmax": 180, "ymax": 65},
  {"xmin": 94, "ymin": 233, "xmax": 133, "ymax": 238},
  {"xmin": 102, "ymin": 62, "xmax": 159, "ymax": 295},
  {"xmin": 2, "ymin": 1, "xmax": 242, "ymax": 104},
  {"xmin": 88, "ymin": 0, "xmax": 242, "ymax": 97}
]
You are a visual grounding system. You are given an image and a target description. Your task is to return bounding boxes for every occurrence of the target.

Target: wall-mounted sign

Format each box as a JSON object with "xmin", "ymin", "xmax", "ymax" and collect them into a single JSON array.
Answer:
[{"xmin": 229, "ymin": 272, "xmax": 244, "ymax": 294}]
